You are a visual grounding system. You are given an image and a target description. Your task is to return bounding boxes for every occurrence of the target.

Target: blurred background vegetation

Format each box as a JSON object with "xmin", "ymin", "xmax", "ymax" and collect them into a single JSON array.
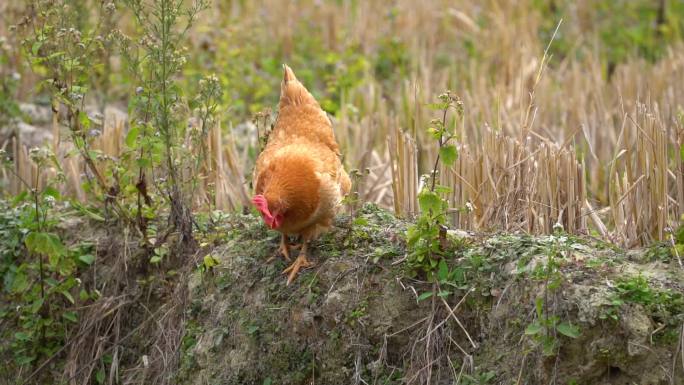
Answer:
[
  {"xmin": 1, "ymin": 0, "xmax": 683, "ymax": 242},
  {"xmin": 2, "ymin": 0, "xmax": 683, "ymax": 122}
]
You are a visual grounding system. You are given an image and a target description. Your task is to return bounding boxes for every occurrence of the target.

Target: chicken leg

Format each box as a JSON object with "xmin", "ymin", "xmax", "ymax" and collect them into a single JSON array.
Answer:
[
  {"xmin": 267, "ymin": 234, "xmax": 293, "ymax": 263},
  {"xmin": 282, "ymin": 239, "xmax": 313, "ymax": 285}
]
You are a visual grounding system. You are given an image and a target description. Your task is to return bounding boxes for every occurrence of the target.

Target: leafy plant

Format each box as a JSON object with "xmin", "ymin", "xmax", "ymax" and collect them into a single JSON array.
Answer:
[
  {"xmin": 0, "ymin": 149, "xmax": 95, "ymax": 371},
  {"xmin": 523, "ymin": 234, "xmax": 581, "ymax": 356},
  {"xmin": 460, "ymin": 370, "xmax": 496, "ymax": 385},
  {"xmin": 601, "ymin": 274, "xmax": 684, "ymax": 332},
  {"xmin": 524, "ymin": 297, "xmax": 581, "ymax": 356},
  {"xmin": 416, "ymin": 258, "xmax": 468, "ymax": 302},
  {"xmin": 17, "ymin": 0, "xmax": 126, "ymax": 218},
  {"xmin": 117, "ymin": 0, "xmax": 210, "ymax": 249},
  {"xmin": 345, "ymin": 299, "xmax": 368, "ymax": 326},
  {"xmin": 406, "ymin": 91, "xmax": 462, "ymax": 276}
]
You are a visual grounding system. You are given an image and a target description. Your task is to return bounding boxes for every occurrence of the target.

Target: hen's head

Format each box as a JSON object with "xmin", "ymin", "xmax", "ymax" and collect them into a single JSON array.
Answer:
[{"xmin": 252, "ymin": 194, "xmax": 284, "ymax": 229}]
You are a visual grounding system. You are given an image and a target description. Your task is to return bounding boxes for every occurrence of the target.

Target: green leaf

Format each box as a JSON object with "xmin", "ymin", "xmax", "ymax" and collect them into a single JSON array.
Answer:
[
  {"xmin": 418, "ymin": 190, "xmax": 441, "ymax": 213},
  {"xmin": 11, "ymin": 190, "xmax": 28, "ymax": 204},
  {"xmin": 11, "ymin": 271, "xmax": 29, "ymax": 293},
  {"xmin": 434, "ymin": 185, "xmax": 452, "ymax": 195},
  {"xmin": 86, "ymin": 209, "xmax": 105, "ymax": 222},
  {"xmin": 25, "ymin": 232, "xmax": 65, "ymax": 257},
  {"xmin": 137, "ymin": 157, "xmax": 151, "ymax": 168},
  {"xmin": 16, "ymin": 354, "xmax": 36, "ymax": 366},
  {"xmin": 150, "ymin": 255, "xmax": 162, "ymax": 264},
  {"xmin": 78, "ymin": 254, "xmax": 96, "ymax": 265},
  {"xmin": 14, "ymin": 331, "xmax": 31, "ymax": 341},
  {"xmin": 30, "ymin": 298, "xmax": 45, "ymax": 314},
  {"xmin": 42, "ymin": 186, "xmax": 61, "ymax": 200},
  {"xmin": 31, "ymin": 41, "xmax": 43, "ymax": 56},
  {"xmin": 556, "ymin": 322, "xmax": 581, "ymax": 338},
  {"xmin": 437, "ymin": 259, "xmax": 448, "ymax": 281},
  {"xmin": 79, "ymin": 111, "xmax": 91, "ymax": 130},
  {"xmin": 62, "ymin": 311, "xmax": 78, "ymax": 323},
  {"xmin": 439, "ymin": 144, "xmax": 458, "ymax": 167},
  {"xmin": 542, "ymin": 338, "xmax": 557, "ymax": 356},
  {"xmin": 46, "ymin": 51, "xmax": 65, "ymax": 60},
  {"xmin": 25, "ymin": 232, "xmax": 45, "ymax": 253},
  {"xmin": 96, "ymin": 369, "xmax": 105, "ymax": 384},
  {"xmin": 203, "ymin": 255, "xmax": 219, "ymax": 268},
  {"xmin": 61, "ymin": 289, "xmax": 75, "ymax": 304},
  {"xmin": 535, "ymin": 297, "xmax": 544, "ymax": 318},
  {"xmin": 425, "ymin": 102, "xmax": 447, "ymax": 111},
  {"xmin": 417, "ymin": 291, "xmax": 434, "ymax": 302},
  {"xmin": 524, "ymin": 322, "xmax": 543, "ymax": 335},
  {"xmin": 437, "ymin": 290, "xmax": 452, "ymax": 298},
  {"xmin": 125, "ymin": 125, "xmax": 140, "ymax": 148},
  {"xmin": 263, "ymin": 378, "xmax": 273, "ymax": 385}
]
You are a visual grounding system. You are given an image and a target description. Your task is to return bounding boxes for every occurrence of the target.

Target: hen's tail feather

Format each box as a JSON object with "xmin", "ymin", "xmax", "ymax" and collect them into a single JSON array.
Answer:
[
  {"xmin": 279, "ymin": 64, "xmax": 319, "ymax": 109},
  {"xmin": 283, "ymin": 64, "xmax": 297, "ymax": 83}
]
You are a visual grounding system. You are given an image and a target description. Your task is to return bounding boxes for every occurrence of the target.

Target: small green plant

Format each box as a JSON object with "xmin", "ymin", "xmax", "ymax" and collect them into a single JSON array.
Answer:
[
  {"xmin": 198, "ymin": 254, "xmax": 220, "ymax": 275},
  {"xmin": 346, "ymin": 299, "xmax": 368, "ymax": 326},
  {"xmin": 460, "ymin": 370, "xmax": 495, "ymax": 385},
  {"xmin": 524, "ymin": 297, "xmax": 581, "ymax": 356},
  {"xmin": 523, "ymin": 234, "xmax": 581, "ymax": 356},
  {"xmin": 601, "ymin": 274, "xmax": 684, "ymax": 331},
  {"xmin": 406, "ymin": 91, "xmax": 462, "ymax": 276},
  {"xmin": 416, "ymin": 258, "xmax": 468, "ymax": 302}
]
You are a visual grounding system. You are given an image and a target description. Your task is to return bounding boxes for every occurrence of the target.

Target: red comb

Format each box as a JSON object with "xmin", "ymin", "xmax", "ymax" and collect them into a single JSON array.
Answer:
[{"xmin": 252, "ymin": 195, "xmax": 273, "ymax": 220}]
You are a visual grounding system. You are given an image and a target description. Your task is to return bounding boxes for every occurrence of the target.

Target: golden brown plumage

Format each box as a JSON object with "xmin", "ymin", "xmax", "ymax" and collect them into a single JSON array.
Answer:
[{"xmin": 252, "ymin": 64, "xmax": 351, "ymax": 284}]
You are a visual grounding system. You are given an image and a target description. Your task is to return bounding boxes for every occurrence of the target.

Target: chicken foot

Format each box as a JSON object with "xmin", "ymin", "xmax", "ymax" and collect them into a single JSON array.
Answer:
[
  {"xmin": 282, "ymin": 240, "xmax": 313, "ymax": 285},
  {"xmin": 267, "ymin": 234, "xmax": 295, "ymax": 263}
]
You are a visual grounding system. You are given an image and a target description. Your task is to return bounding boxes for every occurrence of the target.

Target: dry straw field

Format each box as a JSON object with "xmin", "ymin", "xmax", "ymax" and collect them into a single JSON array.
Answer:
[{"xmin": 1, "ymin": 0, "xmax": 684, "ymax": 247}]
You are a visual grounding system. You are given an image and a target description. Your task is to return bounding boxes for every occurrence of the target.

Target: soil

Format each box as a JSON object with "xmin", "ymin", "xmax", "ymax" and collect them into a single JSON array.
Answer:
[{"xmin": 172, "ymin": 204, "xmax": 684, "ymax": 385}]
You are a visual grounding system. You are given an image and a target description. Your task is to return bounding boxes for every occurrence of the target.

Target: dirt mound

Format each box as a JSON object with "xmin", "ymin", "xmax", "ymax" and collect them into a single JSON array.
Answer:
[{"xmin": 175, "ymin": 204, "xmax": 684, "ymax": 385}]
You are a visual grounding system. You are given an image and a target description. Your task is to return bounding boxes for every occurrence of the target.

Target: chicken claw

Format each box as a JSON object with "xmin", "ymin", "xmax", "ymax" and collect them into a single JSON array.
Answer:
[
  {"xmin": 282, "ymin": 254, "xmax": 313, "ymax": 285},
  {"xmin": 267, "ymin": 234, "xmax": 293, "ymax": 263},
  {"xmin": 282, "ymin": 242, "xmax": 313, "ymax": 285}
]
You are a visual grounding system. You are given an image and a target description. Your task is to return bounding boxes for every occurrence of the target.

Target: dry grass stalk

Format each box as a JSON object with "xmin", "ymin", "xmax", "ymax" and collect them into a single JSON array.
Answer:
[
  {"xmin": 91, "ymin": 107, "xmax": 128, "ymax": 159},
  {"xmin": 62, "ymin": 296, "xmax": 129, "ymax": 385},
  {"xmin": 388, "ymin": 119, "xmax": 418, "ymax": 218},
  {"xmin": 209, "ymin": 122, "xmax": 251, "ymax": 211},
  {"xmin": 609, "ymin": 103, "xmax": 670, "ymax": 247},
  {"xmin": 440, "ymin": 129, "xmax": 586, "ymax": 234},
  {"xmin": 671, "ymin": 109, "xmax": 684, "ymax": 221}
]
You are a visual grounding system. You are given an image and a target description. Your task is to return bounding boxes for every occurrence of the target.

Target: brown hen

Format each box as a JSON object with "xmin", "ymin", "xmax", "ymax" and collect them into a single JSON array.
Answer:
[{"xmin": 252, "ymin": 65, "xmax": 351, "ymax": 284}]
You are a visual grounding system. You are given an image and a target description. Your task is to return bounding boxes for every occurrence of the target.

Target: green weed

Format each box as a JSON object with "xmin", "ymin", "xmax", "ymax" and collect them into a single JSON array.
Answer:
[
  {"xmin": 523, "ymin": 234, "xmax": 581, "ymax": 356},
  {"xmin": 601, "ymin": 274, "xmax": 684, "ymax": 332},
  {"xmin": 406, "ymin": 91, "xmax": 462, "ymax": 276},
  {"xmin": 0, "ymin": 151, "xmax": 95, "ymax": 373}
]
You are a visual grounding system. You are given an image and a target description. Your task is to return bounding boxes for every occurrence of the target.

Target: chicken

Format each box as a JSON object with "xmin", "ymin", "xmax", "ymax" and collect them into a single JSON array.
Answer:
[{"xmin": 252, "ymin": 64, "xmax": 351, "ymax": 285}]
